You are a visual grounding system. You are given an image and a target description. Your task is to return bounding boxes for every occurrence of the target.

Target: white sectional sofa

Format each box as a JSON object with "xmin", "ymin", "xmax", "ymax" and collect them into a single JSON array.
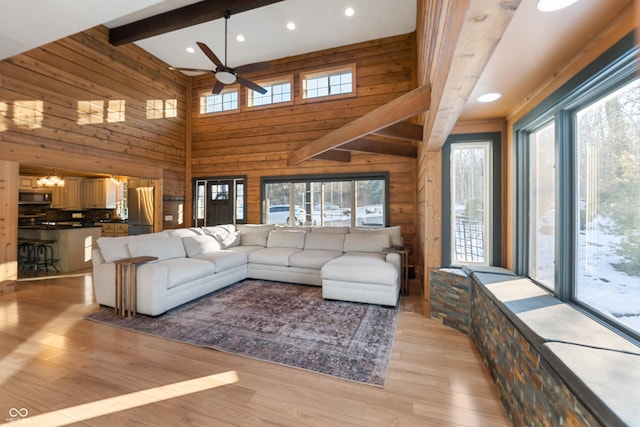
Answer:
[{"xmin": 92, "ymin": 224, "xmax": 403, "ymax": 316}]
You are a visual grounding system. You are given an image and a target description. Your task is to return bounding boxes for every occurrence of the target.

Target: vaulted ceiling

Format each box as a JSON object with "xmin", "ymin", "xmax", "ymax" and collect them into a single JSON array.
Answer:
[{"xmin": 1, "ymin": 0, "xmax": 632, "ymax": 157}]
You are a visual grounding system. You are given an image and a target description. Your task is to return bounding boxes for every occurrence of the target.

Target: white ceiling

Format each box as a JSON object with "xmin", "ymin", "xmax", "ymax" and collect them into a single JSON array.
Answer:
[
  {"xmin": 107, "ymin": 0, "xmax": 417, "ymax": 73},
  {"xmin": 0, "ymin": 0, "xmax": 632, "ymax": 121}
]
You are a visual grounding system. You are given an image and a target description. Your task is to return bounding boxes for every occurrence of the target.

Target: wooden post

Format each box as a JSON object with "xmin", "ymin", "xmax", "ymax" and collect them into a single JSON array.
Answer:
[{"xmin": 0, "ymin": 160, "xmax": 19, "ymax": 293}]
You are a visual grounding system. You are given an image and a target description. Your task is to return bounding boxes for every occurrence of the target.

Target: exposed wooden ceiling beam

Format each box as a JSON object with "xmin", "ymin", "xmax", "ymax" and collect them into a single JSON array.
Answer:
[
  {"xmin": 109, "ymin": 0, "xmax": 284, "ymax": 46},
  {"xmin": 312, "ymin": 150, "xmax": 351, "ymax": 162},
  {"xmin": 288, "ymin": 84, "xmax": 431, "ymax": 165},
  {"xmin": 341, "ymin": 138, "xmax": 417, "ymax": 158},
  {"xmin": 371, "ymin": 122, "xmax": 423, "ymax": 141},
  {"xmin": 420, "ymin": 0, "xmax": 519, "ymax": 150}
]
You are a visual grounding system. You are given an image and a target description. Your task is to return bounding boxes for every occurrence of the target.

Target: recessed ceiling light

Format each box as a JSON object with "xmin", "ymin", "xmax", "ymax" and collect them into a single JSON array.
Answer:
[
  {"xmin": 345, "ymin": 7, "xmax": 355, "ymax": 17},
  {"xmin": 477, "ymin": 92, "xmax": 502, "ymax": 103},
  {"xmin": 236, "ymin": 34, "xmax": 245, "ymax": 42},
  {"xmin": 287, "ymin": 22, "xmax": 296, "ymax": 31},
  {"xmin": 537, "ymin": 0, "xmax": 580, "ymax": 12},
  {"xmin": 186, "ymin": 46, "xmax": 195, "ymax": 54}
]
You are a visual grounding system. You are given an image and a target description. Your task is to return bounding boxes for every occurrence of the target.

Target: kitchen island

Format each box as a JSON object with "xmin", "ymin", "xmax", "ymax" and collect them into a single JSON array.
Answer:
[{"xmin": 18, "ymin": 225, "xmax": 102, "ymax": 273}]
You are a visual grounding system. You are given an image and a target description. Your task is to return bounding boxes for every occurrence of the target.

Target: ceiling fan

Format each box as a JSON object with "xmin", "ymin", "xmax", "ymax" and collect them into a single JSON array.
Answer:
[{"xmin": 170, "ymin": 10, "xmax": 270, "ymax": 94}]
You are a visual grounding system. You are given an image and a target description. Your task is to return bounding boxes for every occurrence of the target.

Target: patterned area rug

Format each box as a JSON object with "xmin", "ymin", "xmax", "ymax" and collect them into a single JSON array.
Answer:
[{"xmin": 85, "ymin": 280, "xmax": 398, "ymax": 387}]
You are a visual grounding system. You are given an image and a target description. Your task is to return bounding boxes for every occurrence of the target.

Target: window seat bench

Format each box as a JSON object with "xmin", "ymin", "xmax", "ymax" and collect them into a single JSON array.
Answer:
[{"xmin": 430, "ymin": 267, "xmax": 640, "ymax": 426}]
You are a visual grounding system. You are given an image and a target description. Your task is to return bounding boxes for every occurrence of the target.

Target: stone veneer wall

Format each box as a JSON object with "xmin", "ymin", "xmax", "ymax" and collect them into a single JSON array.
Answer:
[
  {"xmin": 429, "ymin": 268, "xmax": 472, "ymax": 334},
  {"xmin": 470, "ymin": 281, "xmax": 601, "ymax": 426}
]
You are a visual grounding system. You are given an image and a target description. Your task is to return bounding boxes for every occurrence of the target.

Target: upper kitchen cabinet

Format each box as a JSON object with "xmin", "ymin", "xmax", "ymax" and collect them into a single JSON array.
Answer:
[
  {"xmin": 82, "ymin": 178, "xmax": 118, "ymax": 209},
  {"xmin": 50, "ymin": 186, "xmax": 65, "ymax": 208},
  {"xmin": 18, "ymin": 176, "xmax": 39, "ymax": 191},
  {"xmin": 62, "ymin": 177, "xmax": 83, "ymax": 210}
]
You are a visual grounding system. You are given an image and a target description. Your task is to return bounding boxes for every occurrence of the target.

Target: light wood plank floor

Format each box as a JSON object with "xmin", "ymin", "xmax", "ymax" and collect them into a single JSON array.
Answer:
[{"xmin": 0, "ymin": 273, "xmax": 512, "ymax": 426}]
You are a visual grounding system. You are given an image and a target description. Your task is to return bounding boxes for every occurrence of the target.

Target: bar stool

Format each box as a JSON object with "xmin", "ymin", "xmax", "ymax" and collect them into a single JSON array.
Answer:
[
  {"xmin": 17, "ymin": 239, "xmax": 37, "ymax": 276},
  {"xmin": 34, "ymin": 240, "xmax": 59, "ymax": 274}
]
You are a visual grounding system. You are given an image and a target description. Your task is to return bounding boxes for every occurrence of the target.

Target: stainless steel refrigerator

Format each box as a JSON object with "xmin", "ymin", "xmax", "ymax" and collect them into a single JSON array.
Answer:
[{"xmin": 127, "ymin": 186, "xmax": 154, "ymax": 235}]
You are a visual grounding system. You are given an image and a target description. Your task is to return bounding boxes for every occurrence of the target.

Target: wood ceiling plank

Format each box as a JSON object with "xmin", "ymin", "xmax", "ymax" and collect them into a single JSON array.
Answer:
[
  {"xmin": 288, "ymin": 84, "xmax": 431, "ymax": 165},
  {"xmin": 371, "ymin": 122, "xmax": 423, "ymax": 141},
  {"xmin": 342, "ymin": 138, "xmax": 417, "ymax": 158},
  {"xmin": 109, "ymin": 0, "xmax": 285, "ymax": 46}
]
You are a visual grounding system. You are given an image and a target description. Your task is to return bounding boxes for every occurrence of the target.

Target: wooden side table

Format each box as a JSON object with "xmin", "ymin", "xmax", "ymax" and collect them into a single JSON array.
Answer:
[
  {"xmin": 113, "ymin": 256, "xmax": 157, "ymax": 317},
  {"xmin": 383, "ymin": 247, "xmax": 410, "ymax": 295}
]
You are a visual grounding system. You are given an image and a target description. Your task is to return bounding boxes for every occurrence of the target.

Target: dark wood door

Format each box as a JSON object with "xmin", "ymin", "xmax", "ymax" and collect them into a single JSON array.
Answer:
[{"xmin": 206, "ymin": 180, "xmax": 235, "ymax": 226}]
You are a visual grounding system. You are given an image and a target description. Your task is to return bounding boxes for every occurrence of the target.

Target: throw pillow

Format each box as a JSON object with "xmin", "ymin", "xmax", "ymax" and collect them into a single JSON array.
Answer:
[{"xmin": 202, "ymin": 225, "xmax": 240, "ymax": 248}]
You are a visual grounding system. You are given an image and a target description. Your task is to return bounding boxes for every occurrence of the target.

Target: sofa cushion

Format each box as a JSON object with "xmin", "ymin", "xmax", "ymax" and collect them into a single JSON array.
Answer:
[
  {"xmin": 289, "ymin": 249, "xmax": 343, "ymax": 269},
  {"xmin": 193, "ymin": 250, "xmax": 247, "ymax": 273},
  {"xmin": 304, "ymin": 232, "xmax": 345, "ymax": 252},
  {"xmin": 165, "ymin": 227, "xmax": 203, "ymax": 238},
  {"xmin": 182, "ymin": 235, "xmax": 222, "ymax": 257},
  {"xmin": 267, "ymin": 230, "xmax": 306, "ymax": 249},
  {"xmin": 129, "ymin": 236, "xmax": 186, "ymax": 261},
  {"xmin": 159, "ymin": 258, "xmax": 216, "ymax": 288},
  {"xmin": 97, "ymin": 236, "xmax": 132, "ymax": 262},
  {"xmin": 353, "ymin": 225, "xmax": 403, "ymax": 247},
  {"xmin": 275, "ymin": 225, "xmax": 312, "ymax": 233},
  {"xmin": 310, "ymin": 226, "xmax": 350, "ymax": 234},
  {"xmin": 343, "ymin": 233, "xmax": 390, "ymax": 253},
  {"xmin": 201, "ymin": 225, "xmax": 240, "ymax": 249},
  {"xmin": 321, "ymin": 255, "xmax": 397, "ymax": 286},
  {"xmin": 249, "ymin": 247, "xmax": 301, "ymax": 266},
  {"xmin": 342, "ymin": 252, "xmax": 386, "ymax": 261},
  {"xmin": 97, "ymin": 232, "xmax": 168, "ymax": 262},
  {"xmin": 237, "ymin": 224, "xmax": 275, "ymax": 246}
]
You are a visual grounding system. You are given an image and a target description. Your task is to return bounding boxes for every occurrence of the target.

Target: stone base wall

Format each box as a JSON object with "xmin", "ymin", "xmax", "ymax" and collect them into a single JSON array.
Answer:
[
  {"xmin": 470, "ymin": 281, "xmax": 601, "ymax": 426},
  {"xmin": 429, "ymin": 268, "xmax": 471, "ymax": 334}
]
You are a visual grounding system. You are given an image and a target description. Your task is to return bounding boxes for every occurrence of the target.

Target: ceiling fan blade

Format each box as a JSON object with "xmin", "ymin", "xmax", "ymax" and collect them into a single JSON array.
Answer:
[
  {"xmin": 234, "ymin": 61, "xmax": 271, "ymax": 75},
  {"xmin": 169, "ymin": 66, "xmax": 215, "ymax": 73},
  {"xmin": 237, "ymin": 76, "xmax": 267, "ymax": 94},
  {"xmin": 196, "ymin": 41, "xmax": 224, "ymax": 69},
  {"xmin": 212, "ymin": 80, "xmax": 225, "ymax": 94}
]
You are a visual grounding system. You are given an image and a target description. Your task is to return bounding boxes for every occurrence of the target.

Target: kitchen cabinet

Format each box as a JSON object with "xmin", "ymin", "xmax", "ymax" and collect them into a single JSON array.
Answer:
[
  {"xmin": 83, "ymin": 179, "xmax": 118, "ymax": 209},
  {"xmin": 50, "ymin": 186, "xmax": 65, "ymax": 208},
  {"xmin": 99, "ymin": 222, "xmax": 128, "ymax": 237},
  {"xmin": 19, "ymin": 176, "xmax": 39, "ymax": 190},
  {"xmin": 62, "ymin": 177, "xmax": 83, "ymax": 210}
]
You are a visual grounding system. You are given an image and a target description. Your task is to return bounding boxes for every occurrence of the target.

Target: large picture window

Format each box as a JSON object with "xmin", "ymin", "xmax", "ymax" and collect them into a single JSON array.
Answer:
[
  {"xmin": 261, "ymin": 173, "xmax": 388, "ymax": 228},
  {"xmin": 515, "ymin": 33, "xmax": 639, "ymax": 340}
]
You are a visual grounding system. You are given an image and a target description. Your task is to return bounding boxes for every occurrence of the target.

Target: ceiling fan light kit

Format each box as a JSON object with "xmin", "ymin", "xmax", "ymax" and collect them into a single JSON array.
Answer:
[
  {"xmin": 171, "ymin": 10, "xmax": 269, "ymax": 94},
  {"xmin": 537, "ymin": 0, "xmax": 580, "ymax": 12},
  {"xmin": 215, "ymin": 70, "xmax": 237, "ymax": 84}
]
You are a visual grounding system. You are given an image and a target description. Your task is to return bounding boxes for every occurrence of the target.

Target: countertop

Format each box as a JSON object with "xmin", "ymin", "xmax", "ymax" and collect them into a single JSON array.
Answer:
[{"xmin": 19, "ymin": 223, "xmax": 103, "ymax": 230}]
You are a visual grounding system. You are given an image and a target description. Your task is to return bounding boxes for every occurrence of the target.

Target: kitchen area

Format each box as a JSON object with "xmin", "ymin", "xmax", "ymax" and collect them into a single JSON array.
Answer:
[{"xmin": 18, "ymin": 172, "xmax": 156, "ymax": 276}]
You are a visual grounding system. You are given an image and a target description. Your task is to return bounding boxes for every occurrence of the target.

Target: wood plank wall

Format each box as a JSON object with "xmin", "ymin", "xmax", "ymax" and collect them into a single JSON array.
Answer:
[
  {"xmin": 0, "ymin": 26, "xmax": 188, "ymax": 192},
  {"xmin": 0, "ymin": 26, "xmax": 188, "ymax": 287},
  {"xmin": 190, "ymin": 33, "xmax": 419, "ymax": 265}
]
